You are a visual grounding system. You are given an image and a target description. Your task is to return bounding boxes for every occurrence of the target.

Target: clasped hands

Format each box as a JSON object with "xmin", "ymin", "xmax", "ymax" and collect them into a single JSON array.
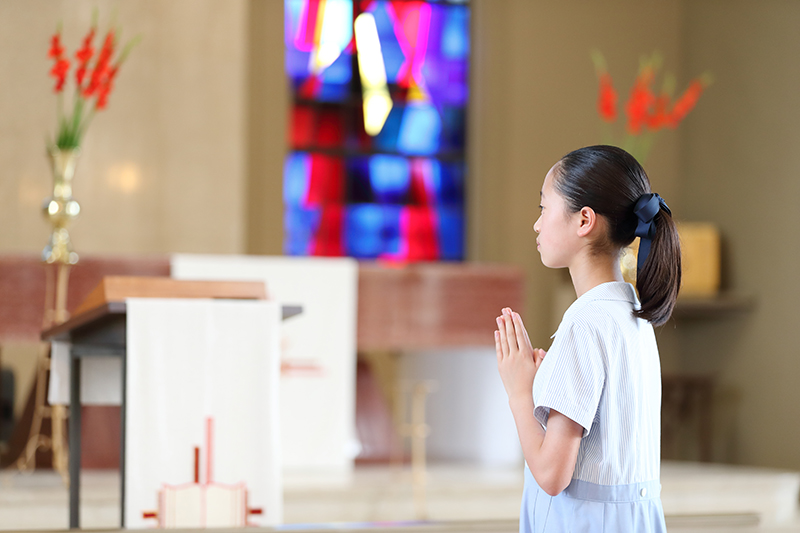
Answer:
[{"xmin": 495, "ymin": 307, "xmax": 546, "ymax": 401}]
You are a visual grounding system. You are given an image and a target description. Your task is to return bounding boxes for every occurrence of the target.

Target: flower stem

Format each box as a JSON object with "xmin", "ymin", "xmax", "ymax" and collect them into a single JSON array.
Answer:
[{"xmin": 79, "ymin": 106, "xmax": 96, "ymax": 141}]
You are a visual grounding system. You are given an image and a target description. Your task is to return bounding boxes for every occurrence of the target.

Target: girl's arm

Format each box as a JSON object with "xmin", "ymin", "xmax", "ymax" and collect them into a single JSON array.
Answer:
[{"xmin": 495, "ymin": 308, "xmax": 583, "ymax": 496}]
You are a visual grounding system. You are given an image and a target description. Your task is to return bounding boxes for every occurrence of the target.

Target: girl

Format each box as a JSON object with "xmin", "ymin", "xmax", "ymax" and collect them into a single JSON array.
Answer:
[{"xmin": 495, "ymin": 145, "xmax": 680, "ymax": 532}]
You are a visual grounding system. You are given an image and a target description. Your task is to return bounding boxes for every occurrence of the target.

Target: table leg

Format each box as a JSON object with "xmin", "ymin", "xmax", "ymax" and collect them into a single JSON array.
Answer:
[
  {"xmin": 69, "ymin": 354, "xmax": 81, "ymax": 529},
  {"xmin": 120, "ymin": 352, "xmax": 127, "ymax": 528}
]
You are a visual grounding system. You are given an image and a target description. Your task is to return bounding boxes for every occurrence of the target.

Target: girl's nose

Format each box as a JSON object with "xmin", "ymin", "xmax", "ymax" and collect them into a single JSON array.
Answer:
[{"xmin": 533, "ymin": 216, "xmax": 541, "ymax": 233}]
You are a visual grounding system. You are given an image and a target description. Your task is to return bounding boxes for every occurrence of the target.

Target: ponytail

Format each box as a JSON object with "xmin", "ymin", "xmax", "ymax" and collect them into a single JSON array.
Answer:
[
  {"xmin": 554, "ymin": 145, "xmax": 682, "ymax": 327},
  {"xmin": 634, "ymin": 208, "xmax": 681, "ymax": 326}
]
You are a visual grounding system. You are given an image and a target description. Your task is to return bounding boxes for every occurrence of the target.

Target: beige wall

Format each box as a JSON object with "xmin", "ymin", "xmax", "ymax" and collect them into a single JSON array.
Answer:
[
  {"xmin": 0, "ymin": 0, "xmax": 249, "ymax": 256},
  {"xmin": 679, "ymin": 0, "xmax": 800, "ymax": 469}
]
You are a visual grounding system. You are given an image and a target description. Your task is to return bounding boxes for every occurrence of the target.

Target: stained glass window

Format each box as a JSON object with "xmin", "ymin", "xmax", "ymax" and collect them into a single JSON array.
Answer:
[{"xmin": 284, "ymin": 0, "xmax": 469, "ymax": 261}]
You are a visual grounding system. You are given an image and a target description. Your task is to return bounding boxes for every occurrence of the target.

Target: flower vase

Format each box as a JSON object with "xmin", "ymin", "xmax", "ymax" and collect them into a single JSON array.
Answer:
[{"xmin": 42, "ymin": 147, "xmax": 81, "ymax": 265}]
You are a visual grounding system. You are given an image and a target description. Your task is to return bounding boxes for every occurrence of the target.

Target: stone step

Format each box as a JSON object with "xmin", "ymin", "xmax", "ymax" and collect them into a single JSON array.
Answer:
[
  {"xmin": 662, "ymin": 461, "xmax": 800, "ymax": 526},
  {"xmin": 1, "ymin": 462, "xmax": 798, "ymax": 531}
]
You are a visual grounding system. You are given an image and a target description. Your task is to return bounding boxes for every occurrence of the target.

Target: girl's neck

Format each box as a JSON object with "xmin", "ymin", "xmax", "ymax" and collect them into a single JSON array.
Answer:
[{"xmin": 568, "ymin": 252, "xmax": 624, "ymax": 298}]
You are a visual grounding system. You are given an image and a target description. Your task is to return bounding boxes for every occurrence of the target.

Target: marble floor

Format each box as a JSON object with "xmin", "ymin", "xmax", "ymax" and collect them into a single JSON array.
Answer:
[{"xmin": 1, "ymin": 461, "xmax": 799, "ymax": 532}]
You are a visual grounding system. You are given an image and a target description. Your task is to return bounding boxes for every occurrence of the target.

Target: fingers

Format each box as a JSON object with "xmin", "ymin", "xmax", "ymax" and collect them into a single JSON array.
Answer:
[
  {"xmin": 496, "ymin": 316, "xmax": 509, "ymax": 358},
  {"xmin": 511, "ymin": 311, "xmax": 529, "ymax": 350},
  {"xmin": 497, "ymin": 308, "xmax": 537, "ymax": 362},
  {"xmin": 502, "ymin": 308, "xmax": 518, "ymax": 352},
  {"xmin": 510, "ymin": 309, "xmax": 533, "ymax": 349},
  {"xmin": 521, "ymin": 317, "xmax": 533, "ymax": 348}
]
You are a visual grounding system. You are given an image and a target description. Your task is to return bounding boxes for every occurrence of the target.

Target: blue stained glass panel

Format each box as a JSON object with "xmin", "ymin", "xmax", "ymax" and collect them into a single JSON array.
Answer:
[
  {"xmin": 437, "ymin": 161, "xmax": 465, "ymax": 205},
  {"xmin": 285, "ymin": 206, "xmax": 322, "ymax": 255},
  {"xmin": 440, "ymin": 106, "xmax": 466, "ymax": 152},
  {"xmin": 284, "ymin": 153, "xmax": 311, "ymax": 206},
  {"xmin": 372, "ymin": 106, "xmax": 404, "ymax": 152},
  {"xmin": 380, "ymin": 205, "xmax": 403, "ymax": 256},
  {"xmin": 397, "ymin": 103, "xmax": 442, "ymax": 155},
  {"xmin": 369, "ymin": 155, "xmax": 410, "ymax": 203},
  {"xmin": 441, "ymin": 5, "xmax": 469, "ymax": 59},
  {"xmin": 346, "ymin": 157, "xmax": 375, "ymax": 203},
  {"xmin": 321, "ymin": 51, "xmax": 353, "ymax": 85},
  {"xmin": 437, "ymin": 206, "xmax": 464, "ymax": 260},
  {"xmin": 345, "ymin": 204, "xmax": 384, "ymax": 257}
]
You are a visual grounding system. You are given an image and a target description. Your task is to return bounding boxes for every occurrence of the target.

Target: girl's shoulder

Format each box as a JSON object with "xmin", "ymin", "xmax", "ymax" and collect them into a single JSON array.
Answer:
[{"xmin": 557, "ymin": 284, "xmax": 641, "ymax": 341}]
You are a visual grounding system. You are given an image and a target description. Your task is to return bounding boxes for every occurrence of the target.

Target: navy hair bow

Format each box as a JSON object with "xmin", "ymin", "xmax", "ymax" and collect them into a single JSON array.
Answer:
[{"xmin": 633, "ymin": 193, "xmax": 671, "ymax": 274}]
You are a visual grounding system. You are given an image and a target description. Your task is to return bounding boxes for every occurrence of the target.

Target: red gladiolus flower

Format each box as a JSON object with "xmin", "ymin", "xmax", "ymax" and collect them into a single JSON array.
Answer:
[
  {"xmin": 591, "ymin": 51, "xmax": 710, "ymax": 164},
  {"xmin": 48, "ymin": 32, "xmax": 70, "ymax": 93},
  {"xmin": 75, "ymin": 28, "xmax": 96, "ymax": 88},
  {"xmin": 84, "ymin": 31, "xmax": 114, "ymax": 98},
  {"xmin": 668, "ymin": 80, "xmax": 705, "ymax": 128},
  {"xmin": 95, "ymin": 65, "xmax": 119, "ymax": 110},
  {"xmin": 48, "ymin": 34, "xmax": 65, "ymax": 59},
  {"xmin": 625, "ymin": 66, "xmax": 656, "ymax": 135},
  {"xmin": 46, "ymin": 16, "xmax": 138, "ymax": 151},
  {"xmin": 646, "ymin": 93, "xmax": 670, "ymax": 131},
  {"xmin": 76, "ymin": 65, "xmax": 87, "ymax": 88},
  {"xmin": 50, "ymin": 58, "xmax": 70, "ymax": 92},
  {"xmin": 597, "ymin": 73, "xmax": 617, "ymax": 122}
]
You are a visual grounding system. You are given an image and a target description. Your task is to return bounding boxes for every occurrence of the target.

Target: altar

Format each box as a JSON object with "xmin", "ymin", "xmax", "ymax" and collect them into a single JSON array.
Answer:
[
  {"xmin": 3, "ymin": 254, "xmax": 525, "ymax": 528},
  {"xmin": 42, "ymin": 278, "xmax": 286, "ymax": 528}
]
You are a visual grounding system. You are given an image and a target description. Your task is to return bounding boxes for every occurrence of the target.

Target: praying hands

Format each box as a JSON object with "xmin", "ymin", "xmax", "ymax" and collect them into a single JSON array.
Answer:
[{"xmin": 495, "ymin": 307, "xmax": 546, "ymax": 402}]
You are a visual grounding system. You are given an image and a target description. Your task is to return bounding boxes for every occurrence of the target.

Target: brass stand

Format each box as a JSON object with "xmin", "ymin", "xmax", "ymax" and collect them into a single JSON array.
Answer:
[
  {"xmin": 395, "ymin": 379, "xmax": 437, "ymax": 520},
  {"xmin": 360, "ymin": 351, "xmax": 438, "ymax": 519},
  {"xmin": 14, "ymin": 148, "xmax": 80, "ymax": 481},
  {"xmin": 15, "ymin": 263, "xmax": 71, "ymax": 481}
]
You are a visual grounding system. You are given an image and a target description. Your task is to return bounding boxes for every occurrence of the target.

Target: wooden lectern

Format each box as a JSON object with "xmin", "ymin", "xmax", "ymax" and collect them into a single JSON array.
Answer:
[{"xmin": 41, "ymin": 276, "xmax": 297, "ymax": 529}]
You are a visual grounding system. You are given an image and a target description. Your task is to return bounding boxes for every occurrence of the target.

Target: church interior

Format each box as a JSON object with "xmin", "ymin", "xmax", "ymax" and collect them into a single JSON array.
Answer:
[{"xmin": 2, "ymin": 0, "xmax": 800, "ymax": 531}]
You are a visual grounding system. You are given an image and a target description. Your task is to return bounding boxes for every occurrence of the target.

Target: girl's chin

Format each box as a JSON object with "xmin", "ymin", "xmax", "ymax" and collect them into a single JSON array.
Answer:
[{"xmin": 540, "ymin": 257, "xmax": 562, "ymax": 269}]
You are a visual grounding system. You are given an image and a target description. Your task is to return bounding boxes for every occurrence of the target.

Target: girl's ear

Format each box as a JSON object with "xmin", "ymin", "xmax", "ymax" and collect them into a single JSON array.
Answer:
[{"xmin": 576, "ymin": 206, "xmax": 598, "ymax": 237}]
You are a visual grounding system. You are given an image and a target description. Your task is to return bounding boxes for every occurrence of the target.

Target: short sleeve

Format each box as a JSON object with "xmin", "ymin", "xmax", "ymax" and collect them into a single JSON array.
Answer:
[{"xmin": 532, "ymin": 321, "xmax": 605, "ymax": 438}]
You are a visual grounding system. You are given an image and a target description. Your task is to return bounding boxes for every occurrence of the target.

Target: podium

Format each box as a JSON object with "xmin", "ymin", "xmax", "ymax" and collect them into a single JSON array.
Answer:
[{"xmin": 42, "ymin": 277, "xmax": 296, "ymax": 529}]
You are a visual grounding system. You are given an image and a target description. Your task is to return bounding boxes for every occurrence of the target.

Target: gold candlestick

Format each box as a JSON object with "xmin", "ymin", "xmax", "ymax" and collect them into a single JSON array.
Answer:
[
  {"xmin": 15, "ymin": 148, "xmax": 80, "ymax": 480},
  {"xmin": 42, "ymin": 147, "xmax": 81, "ymax": 267}
]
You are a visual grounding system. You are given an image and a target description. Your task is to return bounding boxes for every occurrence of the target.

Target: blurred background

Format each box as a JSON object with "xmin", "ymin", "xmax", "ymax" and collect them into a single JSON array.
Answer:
[{"xmin": 1, "ymin": 0, "xmax": 799, "ymax": 528}]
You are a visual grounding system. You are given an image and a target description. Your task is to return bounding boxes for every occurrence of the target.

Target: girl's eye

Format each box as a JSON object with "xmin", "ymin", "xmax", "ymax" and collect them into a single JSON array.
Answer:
[{"xmin": 538, "ymin": 205, "xmax": 544, "ymax": 211}]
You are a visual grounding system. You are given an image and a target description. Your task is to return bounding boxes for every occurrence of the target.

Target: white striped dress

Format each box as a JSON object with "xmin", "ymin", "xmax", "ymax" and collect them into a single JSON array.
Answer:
[{"xmin": 521, "ymin": 281, "xmax": 667, "ymax": 532}]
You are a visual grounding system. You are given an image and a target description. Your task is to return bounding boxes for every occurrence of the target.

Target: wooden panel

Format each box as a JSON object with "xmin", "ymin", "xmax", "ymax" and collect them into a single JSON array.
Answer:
[
  {"xmin": 73, "ymin": 276, "xmax": 267, "ymax": 316},
  {"xmin": 678, "ymin": 222, "xmax": 721, "ymax": 297},
  {"xmin": 357, "ymin": 262, "xmax": 525, "ymax": 350}
]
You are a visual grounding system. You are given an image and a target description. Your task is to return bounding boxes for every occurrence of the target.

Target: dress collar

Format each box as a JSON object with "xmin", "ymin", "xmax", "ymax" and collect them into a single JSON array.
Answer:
[
  {"xmin": 551, "ymin": 282, "xmax": 641, "ymax": 338},
  {"xmin": 560, "ymin": 281, "xmax": 639, "ymax": 324},
  {"xmin": 578, "ymin": 281, "xmax": 638, "ymax": 305}
]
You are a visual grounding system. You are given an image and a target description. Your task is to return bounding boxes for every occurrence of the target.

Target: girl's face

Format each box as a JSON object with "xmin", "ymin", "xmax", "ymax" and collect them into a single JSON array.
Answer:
[{"xmin": 533, "ymin": 165, "xmax": 583, "ymax": 268}]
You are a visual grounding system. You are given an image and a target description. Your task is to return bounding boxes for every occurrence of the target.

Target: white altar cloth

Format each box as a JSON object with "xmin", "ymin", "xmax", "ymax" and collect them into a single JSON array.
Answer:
[
  {"xmin": 48, "ymin": 298, "xmax": 283, "ymax": 528},
  {"xmin": 171, "ymin": 255, "xmax": 358, "ymax": 482},
  {"xmin": 125, "ymin": 298, "xmax": 282, "ymax": 527}
]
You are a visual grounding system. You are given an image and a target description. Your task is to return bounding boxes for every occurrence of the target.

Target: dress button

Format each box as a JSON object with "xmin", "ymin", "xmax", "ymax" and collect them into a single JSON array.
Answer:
[{"xmin": 640, "ymin": 488, "xmax": 647, "ymax": 497}]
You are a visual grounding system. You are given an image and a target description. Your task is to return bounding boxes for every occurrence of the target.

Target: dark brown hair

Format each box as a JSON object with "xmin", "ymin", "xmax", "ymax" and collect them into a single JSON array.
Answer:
[{"xmin": 553, "ymin": 145, "xmax": 681, "ymax": 326}]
